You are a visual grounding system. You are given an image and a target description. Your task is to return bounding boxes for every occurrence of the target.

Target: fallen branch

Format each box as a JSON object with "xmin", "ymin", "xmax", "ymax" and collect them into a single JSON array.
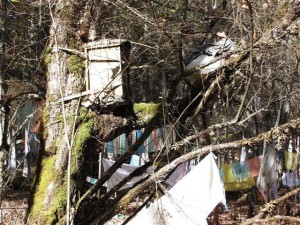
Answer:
[{"xmin": 242, "ymin": 215, "xmax": 300, "ymax": 225}]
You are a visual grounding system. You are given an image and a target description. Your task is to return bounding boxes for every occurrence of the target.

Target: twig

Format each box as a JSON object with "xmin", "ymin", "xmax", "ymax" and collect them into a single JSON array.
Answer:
[{"xmin": 56, "ymin": 47, "xmax": 86, "ymax": 59}]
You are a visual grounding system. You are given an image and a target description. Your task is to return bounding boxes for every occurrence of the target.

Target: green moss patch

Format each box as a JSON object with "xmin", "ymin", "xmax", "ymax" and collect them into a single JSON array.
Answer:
[
  {"xmin": 67, "ymin": 55, "xmax": 85, "ymax": 75},
  {"xmin": 71, "ymin": 118, "xmax": 93, "ymax": 174},
  {"xmin": 30, "ymin": 156, "xmax": 56, "ymax": 224},
  {"xmin": 134, "ymin": 103, "xmax": 161, "ymax": 123}
]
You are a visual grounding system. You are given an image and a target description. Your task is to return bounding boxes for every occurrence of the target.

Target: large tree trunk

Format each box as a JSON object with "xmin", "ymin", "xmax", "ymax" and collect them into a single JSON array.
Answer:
[
  {"xmin": 27, "ymin": 2, "xmax": 138, "ymax": 223},
  {"xmin": 28, "ymin": 1, "xmax": 89, "ymax": 224}
]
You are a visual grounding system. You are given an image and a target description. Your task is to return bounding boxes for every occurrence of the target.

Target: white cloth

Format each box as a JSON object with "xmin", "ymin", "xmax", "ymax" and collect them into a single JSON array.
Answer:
[
  {"xmin": 23, "ymin": 129, "xmax": 30, "ymax": 177},
  {"xmin": 8, "ymin": 130, "xmax": 16, "ymax": 174},
  {"xmin": 102, "ymin": 159, "xmax": 154, "ymax": 191},
  {"xmin": 127, "ymin": 153, "xmax": 225, "ymax": 225},
  {"xmin": 130, "ymin": 154, "xmax": 145, "ymax": 166},
  {"xmin": 240, "ymin": 146, "xmax": 246, "ymax": 162}
]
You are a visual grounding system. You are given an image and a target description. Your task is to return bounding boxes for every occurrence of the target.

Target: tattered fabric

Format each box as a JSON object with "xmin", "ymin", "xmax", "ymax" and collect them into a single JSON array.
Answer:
[
  {"xmin": 256, "ymin": 145, "xmax": 278, "ymax": 202},
  {"xmin": 102, "ymin": 159, "xmax": 154, "ymax": 191}
]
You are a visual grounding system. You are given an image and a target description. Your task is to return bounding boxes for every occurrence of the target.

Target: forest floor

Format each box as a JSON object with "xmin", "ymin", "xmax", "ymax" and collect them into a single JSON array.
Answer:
[{"xmin": 0, "ymin": 189, "xmax": 29, "ymax": 225}]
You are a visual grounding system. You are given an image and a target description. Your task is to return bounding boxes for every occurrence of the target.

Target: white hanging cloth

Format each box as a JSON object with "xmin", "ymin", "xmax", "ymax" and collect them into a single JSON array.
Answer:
[{"xmin": 127, "ymin": 153, "xmax": 225, "ymax": 225}]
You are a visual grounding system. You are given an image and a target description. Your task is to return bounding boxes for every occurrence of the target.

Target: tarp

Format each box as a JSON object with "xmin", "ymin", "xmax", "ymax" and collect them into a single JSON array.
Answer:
[{"xmin": 127, "ymin": 153, "xmax": 225, "ymax": 225}]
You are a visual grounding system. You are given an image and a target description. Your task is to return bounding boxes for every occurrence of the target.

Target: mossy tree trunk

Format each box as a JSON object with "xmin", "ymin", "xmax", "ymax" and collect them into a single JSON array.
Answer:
[
  {"xmin": 27, "ymin": 2, "xmax": 139, "ymax": 223},
  {"xmin": 28, "ymin": 1, "xmax": 91, "ymax": 224}
]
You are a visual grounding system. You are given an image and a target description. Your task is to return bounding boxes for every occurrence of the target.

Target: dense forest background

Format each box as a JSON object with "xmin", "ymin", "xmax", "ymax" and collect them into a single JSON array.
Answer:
[{"xmin": 0, "ymin": 0, "xmax": 300, "ymax": 224}]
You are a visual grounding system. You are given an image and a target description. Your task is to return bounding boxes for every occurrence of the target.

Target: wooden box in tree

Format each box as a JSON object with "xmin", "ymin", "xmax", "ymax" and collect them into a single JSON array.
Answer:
[{"xmin": 84, "ymin": 39, "xmax": 131, "ymax": 106}]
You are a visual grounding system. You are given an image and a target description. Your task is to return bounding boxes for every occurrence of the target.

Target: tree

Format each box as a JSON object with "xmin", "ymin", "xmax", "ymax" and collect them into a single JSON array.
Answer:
[{"xmin": 1, "ymin": 0, "xmax": 300, "ymax": 224}]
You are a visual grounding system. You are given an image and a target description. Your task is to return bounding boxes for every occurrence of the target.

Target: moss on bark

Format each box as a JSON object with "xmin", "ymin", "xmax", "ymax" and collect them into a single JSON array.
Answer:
[{"xmin": 134, "ymin": 103, "xmax": 161, "ymax": 122}]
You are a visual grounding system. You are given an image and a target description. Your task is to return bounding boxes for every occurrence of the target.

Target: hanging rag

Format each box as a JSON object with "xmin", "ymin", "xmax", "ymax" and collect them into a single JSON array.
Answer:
[
  {"xmin": 127, "ymin": 153, "xmax": 225, "ymax": 225},
  {"xmin": 145, "ymin": 131, "xmax": 155, "ymax": 153},
  {"xmin": 105, "ymin": 141, "xmax": 114, "ymax": 154},
  {"xmin": 164, "ymin": 126, "xmax": 175, "ymax": 149},
  {"xmin": 155, "ymin": 128, "xmax": 164, "ymax": 151},
  {"xmin": 23, "ymin": 129, "xmax": 30, "ymax": 178},
  {"xmin": 232, "ymin": 161, "xmax": 250, "ymax": 180},
  {"xmin": 220, "ymin": 163, "xmax": 255, "ymax": 191},
  {"xmin": 165, "ymin": 160, "xmax": 192, "ymax": 187},
  {"xmin": 22, "ymin": 129, "xmax": 40, "ymax": 178},
  {"xmin": 119, "ymin": 133, "xmax": 128, "ymax": 155},
  {"xmin": 284, "ymin": 150, "xmax": 297, "ymax": 171},
  {"xmin": 8, "ymin": 138, "xmax": 17, "ymax": 174},
  {"xmin": 135, "ymin": 130, "xmax": 145, "ymax": 154},
  {"xmin": 16, "ymin": 100, "xmax": 39, "ymax": 130},
  {"xmin": 282, "ymin": 172, "xmax": 299, "ymax": 187},
  {"xmin": 130, "ymin": 154, "xmax": 145, "ymax": 166},
  {"xmin": 240, "ymin": 146, "xmax": 247, "ymax": 162},
  {"xmin": 256, "ymin": 145, "xmax": 278, "ymax": 202},
  {"xmin": 102, "ymin": 159, "xmax": 154, "ymax": 191},
  {"xmin": 220, "ymin": 164, "xmax": 235, "ymax": 183},
  {"xmin": 246, "ymin": 156, "xmax": 261, "ymax": 177}
]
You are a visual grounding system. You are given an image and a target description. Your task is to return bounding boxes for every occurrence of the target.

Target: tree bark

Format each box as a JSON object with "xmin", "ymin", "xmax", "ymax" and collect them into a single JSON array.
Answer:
[{"xmin": 28, "ymin": 1, "xmax": 89, "ymax": 224}]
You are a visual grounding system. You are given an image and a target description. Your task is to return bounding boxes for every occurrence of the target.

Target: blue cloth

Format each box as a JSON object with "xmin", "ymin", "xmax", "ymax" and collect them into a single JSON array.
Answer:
[
  {"xmin": 106, "ymin": 141, "xmax": 114, "ymax": 153},
  {"xmin": 119, "ymin": 133, "xmax": 128, "ymax": 154},
  {"xmin": 136, "ymin": 130, "xmax": 145, "ymax": 154},
  {"xmin": 232, "ymin": 161, "xmax": 250, "ymax": 180},
  {"xmin": 146, "ymin": 133, "xmax": 155, "ymax": 153}
]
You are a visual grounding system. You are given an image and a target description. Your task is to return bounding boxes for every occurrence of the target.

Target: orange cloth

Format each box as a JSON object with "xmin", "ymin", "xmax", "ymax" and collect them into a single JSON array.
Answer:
[{"xmin": 247, "ymin": 157, "xmax": 261, "ymax": 177}]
